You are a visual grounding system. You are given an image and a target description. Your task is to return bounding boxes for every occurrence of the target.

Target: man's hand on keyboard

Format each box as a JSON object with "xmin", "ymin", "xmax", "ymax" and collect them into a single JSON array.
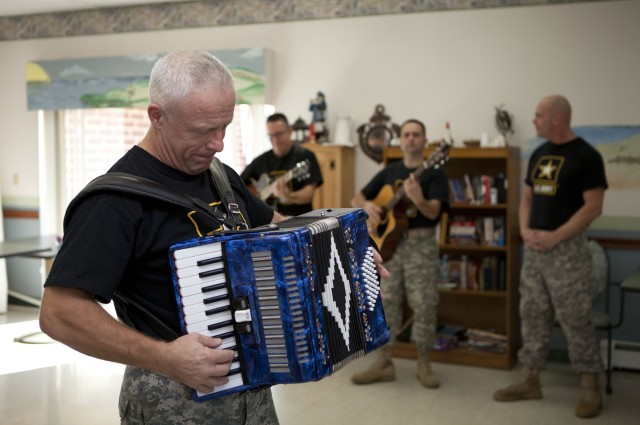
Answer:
[{"xmin": 162, "ymin": 333, "xmax": 235, "ymax": 394}]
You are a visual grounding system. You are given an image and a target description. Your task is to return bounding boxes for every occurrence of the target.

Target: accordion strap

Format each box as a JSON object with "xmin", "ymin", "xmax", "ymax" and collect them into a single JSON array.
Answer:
[
  {"xmin": 209, "ymin": 158, "xmax": 248, "ymax": 230},
  {"xmin": 113, "ymin": 292, "xmax": 179, "ymax": 341},
  {"xmin": 65, "ymin": 171, "xmax": 235, "ymax": 229},
  {"xmin": 64, "ymin": 160, "xmax": 247, "ymax": 340}
]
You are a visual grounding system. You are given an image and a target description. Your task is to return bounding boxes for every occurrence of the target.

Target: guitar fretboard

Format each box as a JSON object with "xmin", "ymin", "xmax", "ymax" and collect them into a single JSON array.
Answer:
[{"xmin": 383, "ymin": 144, "xmax": 450, "ymax": 211}]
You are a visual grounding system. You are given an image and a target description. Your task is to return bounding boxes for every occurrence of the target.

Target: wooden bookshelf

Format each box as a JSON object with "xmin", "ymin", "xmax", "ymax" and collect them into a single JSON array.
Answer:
[{"xmin": 383, "ymin": 146, "xmax": 521, "ymax": 369}]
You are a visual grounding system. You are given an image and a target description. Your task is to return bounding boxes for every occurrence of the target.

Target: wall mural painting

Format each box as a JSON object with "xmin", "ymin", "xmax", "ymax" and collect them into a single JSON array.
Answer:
[
  {"xmin": 523, "ymin": 126, "xmax": 640, "ymax": 219},
  {"xmin": 26, "ymin": 48, "xmax": 267, "ymax": 110}
]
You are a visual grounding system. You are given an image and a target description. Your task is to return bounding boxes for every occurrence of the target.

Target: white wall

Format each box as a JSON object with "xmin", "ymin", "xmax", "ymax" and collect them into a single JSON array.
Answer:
[
  {"xmin": 0, "ymin": 181, "xmax": 6, "ymax": 312},
  {"xmin": 1, "ymin": 0, "xmax": 639, "ymax": 206}
]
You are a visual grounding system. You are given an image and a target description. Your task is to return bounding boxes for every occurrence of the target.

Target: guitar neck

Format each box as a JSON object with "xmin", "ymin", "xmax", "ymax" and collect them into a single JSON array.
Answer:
[
  {"xmin": 260, "ymin": 170, "xmax": 294, "ymax": 201},
  {"xmin": 383, "ymin": 162, "xmax": 429, "ymax": 211}
]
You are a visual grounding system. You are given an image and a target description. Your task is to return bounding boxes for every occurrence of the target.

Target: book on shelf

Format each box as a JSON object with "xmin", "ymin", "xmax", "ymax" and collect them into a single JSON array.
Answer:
[
  {"xmin": 466, "ymin": 328, "xmax": 507, "ymax": 354},
  {"xmin": 437, "ymin": 251, "xmax": 505, "ymax": 292},
  {"xmin": 482, "ymin": 216, "xmax": 494, "ymax": 246},
  {"xmin": 492, "ymin": 216, "xmax": 505, "ymax": 247},
  {"xmin": 463, "ymin": 174, "xmax": 477, "ymax": 203},
  {"xmin": 448, "ymin": 218, "xmax": 478, "ymax": 245},
  {"xmin": 460, "ymin": 255, "xmax": 468, "ymax": 289},
  {"xmin": 437, "ymin": 255, "xmax": 504, "ymax": 291},
  {"xmin": 498, "ymin": 257, "xmax": 506, "ymax": 291},
  {"xmin": 494, "ymin": 172, "xmax": 507, "ymax": 203},
  {"xmin": 434, "ymin": 323, "xmax": 467, "ymax": 351},
  {"xmin": 477, "ymin": 256, "xmax": 506, "ymax": 291},
  {"xmin": 448, "ymin": 172, "xmax": 507, "ymax": 206},
  {"xmin": 481, "ymin": 174, "xmax": 494, "ymax": 205},
  {"xmin": 438, "ymin": 255, "xmax": 461, "ymax": 289},
  {"xmin": 467, "ymin": 339, "xmax": 506, "ymax": 354},
  {"xmin": 466, "ymin": 328, "xmax": 508, "ymax": 341},
  {"xmin": 448, "ymin": 179, "xmax": 468, "ymax": 204},
  {"xmin": 467, "ymin": 259, "xmax": 479, "ymax": 290},
  {"xmin": 447, "ymin": 215, "xmax": 505, "ymax": 247}
]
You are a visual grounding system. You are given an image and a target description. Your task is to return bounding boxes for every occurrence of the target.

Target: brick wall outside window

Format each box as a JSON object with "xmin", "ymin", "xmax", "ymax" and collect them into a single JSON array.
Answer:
[{"xmin": 59, "ymin": 105, "xmax": 273, "ymax": 209}]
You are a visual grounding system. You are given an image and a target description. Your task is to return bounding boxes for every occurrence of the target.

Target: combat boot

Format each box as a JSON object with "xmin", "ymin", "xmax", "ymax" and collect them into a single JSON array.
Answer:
[
  {"xmin": 493, "ymin": 366, "xmax": 542, "ymax": 401},
  {"xmin": 416, "ymin": 352, "xmax": 440, "ymax": 388},
  {"xmin": 351, "ymin": 345, "xmax": 395, "ymax": 385},
  {"xmin": 576, "ymin": 373, "xmax": 602, "ymax": 418}
]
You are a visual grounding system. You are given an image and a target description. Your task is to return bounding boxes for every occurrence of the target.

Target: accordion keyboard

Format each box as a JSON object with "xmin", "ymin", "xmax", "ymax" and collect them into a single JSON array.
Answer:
[
  {"xmin": 173, "ymin": 243, "xmax": 311, "ymax": 392},
  {"xmin": 172, "ymin": 242, "xmax": 245, "ymax": 394}
]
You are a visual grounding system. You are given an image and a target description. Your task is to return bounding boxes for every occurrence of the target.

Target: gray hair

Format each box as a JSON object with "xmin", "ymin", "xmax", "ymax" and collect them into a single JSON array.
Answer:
[{"xmin": 148, "ymin": 50, "xmax": 235, "ymax": 109}]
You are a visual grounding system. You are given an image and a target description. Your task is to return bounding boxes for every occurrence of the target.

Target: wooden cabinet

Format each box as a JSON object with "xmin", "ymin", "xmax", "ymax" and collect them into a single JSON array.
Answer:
[
  {"xmin": 302, "ymin": 144, "xmax": 355, "ymax": 210},
  {"xmin": 383, "ymin": 146, "xmax": 521, "ymax": 369}
]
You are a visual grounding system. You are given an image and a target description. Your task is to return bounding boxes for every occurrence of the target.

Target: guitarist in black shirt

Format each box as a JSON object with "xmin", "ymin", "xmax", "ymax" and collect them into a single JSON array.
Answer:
[
  {"xmin": 350, "ymin": 119, "xmax": 449, "ymax": 389},
  {"xmin": 241, "ymin": 113, "xmax": 323, "ymax": 216}
]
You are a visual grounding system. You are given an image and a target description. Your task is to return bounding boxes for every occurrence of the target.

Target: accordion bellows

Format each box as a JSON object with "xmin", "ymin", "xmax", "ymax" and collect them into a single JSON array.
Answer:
[{"xmin": 169, "ymin": 208, "xmax": 390, "ymax": 401}]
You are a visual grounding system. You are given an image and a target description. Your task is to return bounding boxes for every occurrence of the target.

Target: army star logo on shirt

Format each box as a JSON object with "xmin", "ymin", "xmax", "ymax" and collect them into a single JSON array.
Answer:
[{"xmin": 532, "ymin": 155, "xmax": 564, "ymax": 196}]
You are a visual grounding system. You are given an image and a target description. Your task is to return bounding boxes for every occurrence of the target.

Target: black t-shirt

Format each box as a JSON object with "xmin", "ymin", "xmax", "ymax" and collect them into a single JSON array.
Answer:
[
  {"xmin": 240, "ymin": 144, "xmax": 323, "ymax": 216},
  {"xmin": 45, "ymin": 146, "xmax": 274, "ymax": 338},
  {"xmin": 361, "ymin": 160, "xmax": 449, "ymax": 228},
  {"xmin": 525, "ymin": 137, "xmax": 608, "ymax": 230}
]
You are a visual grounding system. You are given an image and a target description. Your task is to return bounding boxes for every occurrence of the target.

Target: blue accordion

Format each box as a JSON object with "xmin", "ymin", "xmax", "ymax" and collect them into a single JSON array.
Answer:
[{"xmin": 169, "ymin": 208, "xmax": 390, "ymax": 401}]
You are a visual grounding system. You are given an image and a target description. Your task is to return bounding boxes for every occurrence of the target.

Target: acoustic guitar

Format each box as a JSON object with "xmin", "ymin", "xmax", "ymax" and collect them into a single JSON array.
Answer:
[
  {"xmin": 370, "ymin": 143, "xmax": 450, "ymax": 261},
  {"xmin": 250, "ymin": 160, "xmax": 310, "ymax": 202}
]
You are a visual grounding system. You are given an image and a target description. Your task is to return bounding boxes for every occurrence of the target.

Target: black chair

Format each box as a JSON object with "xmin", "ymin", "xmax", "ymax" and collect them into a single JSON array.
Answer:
[
  {"xmin": 588, "ymin": 239, "xmax": 627, "ymax": 395},
  {"xmin": 588, "ymin": 240, "xmax": 613, "ymax": 394},
  {"xmin": 553, "ymin": 240, "xmax": 620, "ymax": 394}
]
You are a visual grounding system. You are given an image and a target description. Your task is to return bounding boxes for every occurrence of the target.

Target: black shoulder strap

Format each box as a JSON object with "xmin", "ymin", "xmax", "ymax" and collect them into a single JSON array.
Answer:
[
  {"xmin": 209, "ymin": 158, "xmax": 248, "ymax": 230},
  {"xmin": 64, "ymin": 163, "xmax": 246, "ymax": 341},
  {"xmin": 64, "ymin": 171, "xmax": 229, "ymax": 229},
  {"xmin": 113, "ymin": 292, "xmax": 179, "ymax": 341}
]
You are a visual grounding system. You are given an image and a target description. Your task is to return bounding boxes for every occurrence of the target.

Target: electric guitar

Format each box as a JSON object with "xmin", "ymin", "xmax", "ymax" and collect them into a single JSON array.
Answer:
[
  {"xmin": 250, "ymin": 160, "xmax": 311, "ymax": 202},
  {"xmin": 370, "ymin": 143, "xmax": 450, "ymax": 261}
]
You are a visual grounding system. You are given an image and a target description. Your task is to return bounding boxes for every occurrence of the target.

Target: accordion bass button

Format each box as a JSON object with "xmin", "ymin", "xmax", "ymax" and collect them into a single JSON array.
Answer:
[
  {"xmin": 234, "ymin": 309, "xmax": 252, "ymax": 323},
  {"xmin": 235, "ymin": 323, "xmax": 253, "ymax": 334}
]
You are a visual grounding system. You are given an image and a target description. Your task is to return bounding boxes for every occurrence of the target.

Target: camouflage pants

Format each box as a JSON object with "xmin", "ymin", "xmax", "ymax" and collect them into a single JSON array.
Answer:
[
  {"xmin": 382, "ymin": 232, "xmax": 439, "ymax": 354},
  {"xmin": 119, "ymin": 366, "xmax": 279, "ymax": 425},
  {"xmin": 518, "ymin": 233, "xmax": 603, "ymax": 373}
]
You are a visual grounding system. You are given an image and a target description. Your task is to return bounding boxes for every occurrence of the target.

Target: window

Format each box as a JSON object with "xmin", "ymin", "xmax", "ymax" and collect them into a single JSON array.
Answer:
[
  {"xmin": 53, "ymin": 104, "xmax": 274, "ymax": 230},
  {"xmin": 59, "ymin": 108, "xmax": 148, "ymax": 208}
]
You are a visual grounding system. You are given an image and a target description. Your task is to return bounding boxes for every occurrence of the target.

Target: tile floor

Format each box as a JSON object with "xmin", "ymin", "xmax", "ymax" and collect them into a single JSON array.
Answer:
[{"xmin": 1, "ymin": 304, "xmax": 639, "ymax": 425}]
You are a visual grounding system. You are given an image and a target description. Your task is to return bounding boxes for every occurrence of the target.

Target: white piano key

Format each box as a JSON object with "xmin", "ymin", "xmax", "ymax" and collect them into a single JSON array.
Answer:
[
  {"xmin": 177, "ymin": 272, "xmax": 226, "ymax": 289},
  {"xmin": 174, "ymin": 249, "xmax": 223, "ymax": 269},
  {"xmin": 183, "ymin": 304, "xmax": 231, "ymax": 325},
  {"xmin": 178, "ymin": 276, "xmax": 227, "ymax": 297},
  {"xmin": 228, "ymin": 361, "xmax": 241, "ymax": 375},
  {"xmin": 196, "ymin": 373, "xmax": 245, "ymax": 397},
  {"xmin": 197, "ymin": 324, "xmax": 234, "ymax": 338},
  {"xmin": 175, "ymin": 261, "xmax": 224, "ymax": 279},
  {"xmin": 219, "ymin": 337, "xmax": 237, "ymax": 350},
  {"xmin": 173, "ymin": 243, "xmax": 222, "ymax": 261},
  {"xmin": 180, "ymin": 288, "xmax": 229, "ymax": 307},
  {"xmin": 183, "ymin": 299, "xmax": 230, "ymax": 316},
  {"xmin": 185, "ymin": 311, "xmax": 233, "ymax": 333}
]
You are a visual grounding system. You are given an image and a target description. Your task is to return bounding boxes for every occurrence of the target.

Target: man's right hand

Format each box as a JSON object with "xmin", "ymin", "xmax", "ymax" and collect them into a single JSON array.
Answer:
[
  {"xmin": 162, "ymin": 333, "xmax": 235, "ymax": 394},
  {"xmin": 363, "ymin": 201, "xmax": 383, "ymax": 229}
]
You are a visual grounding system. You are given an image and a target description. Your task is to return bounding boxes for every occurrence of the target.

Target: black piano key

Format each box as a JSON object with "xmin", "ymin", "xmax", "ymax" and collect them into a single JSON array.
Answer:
[
  {"xmin": 217, "ymin": 330, "xmax": 236, "ymax": 339},
  {"xmin": 203, "ymin": 294, "xmax": 230, "ymax": 304},
  {"xmin": 207, "ymin": 320, "xmax": 234, "ymax": 331},
  {"xmin": 196, "ymin": 256, "xmax": 222, "ymax": 266},
  {"xmin": 199, "ymin": 268, "xmax": 225, "ymax": 278},
  {"xmin": 201, "ymin": 282, "xmax": 227, "ymax": 293},
  {"xmin": 228, "ymin": 367, "xmax": 242, "ymax": 376},
  {"xmin": 205, "ymin": 305, "xmax": 231, "ymax": 316}
]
